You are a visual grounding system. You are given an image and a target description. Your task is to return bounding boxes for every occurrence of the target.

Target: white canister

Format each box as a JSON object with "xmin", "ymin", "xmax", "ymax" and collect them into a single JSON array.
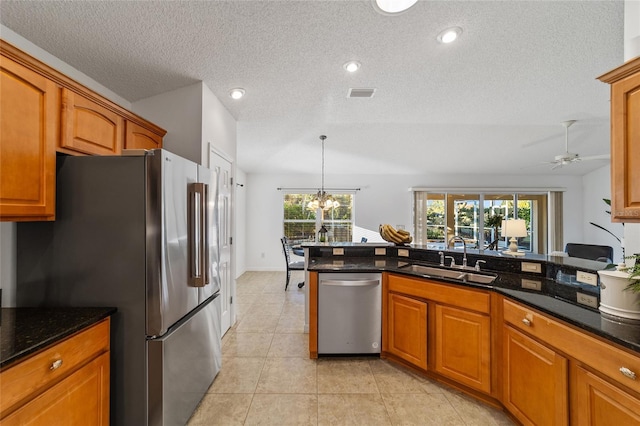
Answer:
[{"xmin": 598, "ymin": 265, "xmax": 640, "ymax": 321}]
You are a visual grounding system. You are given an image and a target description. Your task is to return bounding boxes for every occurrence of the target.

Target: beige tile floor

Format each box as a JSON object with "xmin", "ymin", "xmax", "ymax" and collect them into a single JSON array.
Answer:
[{"xmin": 188, "ymin": 271, "xmax": 515, "ymax": 425}]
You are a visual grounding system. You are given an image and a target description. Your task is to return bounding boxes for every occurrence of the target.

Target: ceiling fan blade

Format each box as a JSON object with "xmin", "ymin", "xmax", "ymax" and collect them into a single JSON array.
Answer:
[{"xmin": 579, "ymin": 154, "xmax": 610, "ymax": 161}]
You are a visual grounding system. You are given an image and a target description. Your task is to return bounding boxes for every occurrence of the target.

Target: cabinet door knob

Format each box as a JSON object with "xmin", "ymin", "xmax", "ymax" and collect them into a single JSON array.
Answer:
[
  {"xmin": 620, "ymin": 367, "xmax": 636, "ymax": 380},
  {"xmin": 50, "ymin": 359, "xmax": 63, "ymax": 370},
  {"xmin": 521, "ymin": 318, "xmax": 531, "ymax": 327}
]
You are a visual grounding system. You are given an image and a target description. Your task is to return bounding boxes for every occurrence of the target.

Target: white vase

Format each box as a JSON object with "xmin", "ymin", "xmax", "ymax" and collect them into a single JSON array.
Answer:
[{"xmin": 597, "ymin": 268, "xmax": 640, "ymax": 320}]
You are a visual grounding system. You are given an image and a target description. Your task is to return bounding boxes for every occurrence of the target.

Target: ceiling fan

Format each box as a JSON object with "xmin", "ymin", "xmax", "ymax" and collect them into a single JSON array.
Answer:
[{"xmin": 547, "ymin": 120, "xmax": 610, "ymax": 169}]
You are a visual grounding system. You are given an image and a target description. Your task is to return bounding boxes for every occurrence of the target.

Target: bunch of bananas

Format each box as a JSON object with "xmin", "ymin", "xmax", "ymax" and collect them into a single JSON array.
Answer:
[{"xmin": 379, "ymin": 224, "xmax": 413, "ymax": 245}]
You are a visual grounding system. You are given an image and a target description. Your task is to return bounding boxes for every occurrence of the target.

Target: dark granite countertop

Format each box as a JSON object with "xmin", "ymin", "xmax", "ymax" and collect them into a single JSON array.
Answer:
[
  {"xmin": 0, "ymin": 307, "xmax": 116, "ymax": 369},
  {"xmin": 308, "ymin": 257, "xmax": 640, "ymax": 354}
]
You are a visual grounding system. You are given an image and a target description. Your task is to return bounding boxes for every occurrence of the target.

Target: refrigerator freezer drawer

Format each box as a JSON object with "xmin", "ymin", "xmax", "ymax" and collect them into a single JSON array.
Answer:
[{"xmin": 147, "ymin": 295, "xmax": 222, "ymax": 426}]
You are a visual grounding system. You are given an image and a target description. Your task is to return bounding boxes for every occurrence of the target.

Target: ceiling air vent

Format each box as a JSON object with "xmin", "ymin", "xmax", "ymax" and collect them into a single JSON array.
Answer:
[{"xmin": 348, "ymin": 88, "xmax": 376, "ymax": 98}]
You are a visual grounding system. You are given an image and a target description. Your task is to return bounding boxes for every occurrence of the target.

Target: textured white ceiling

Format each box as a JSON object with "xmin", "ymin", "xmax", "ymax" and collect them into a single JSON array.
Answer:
[{"xmin": 0, "ymin": 1, "xmax": 624, "ymax": 176}]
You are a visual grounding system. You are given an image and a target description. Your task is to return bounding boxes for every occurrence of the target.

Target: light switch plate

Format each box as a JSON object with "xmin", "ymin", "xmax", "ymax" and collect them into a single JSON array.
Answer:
[
  {"xmin": 332, "ymin": 248, "xmax": 344, "ymax": 256},
  {"xmin": 375, "ymin": 248, "xmax": 387, "ymax": 256},
  {"xmin": 576, "ymin": 271, "xmax": 598, "ymax": 286},
  {"xmin": 398, "ymin": 249, "xmax": 409, "ymax": 257},
  {"xmin": 576, "ymin": 292, "xmax": 598, "ymax": 308}
]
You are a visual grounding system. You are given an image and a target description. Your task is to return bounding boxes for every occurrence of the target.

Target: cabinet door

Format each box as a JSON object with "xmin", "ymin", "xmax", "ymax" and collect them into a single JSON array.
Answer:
[
  {"xmin": 503, "ymin": 325, "xmax": 568, "ymax": 426},
  {"xmin": 599, "ymin": 58, "xmax": 640, "ymax": 222},
  {"xmin": 125, "ymin": 121, "xmax": 162, "ymax": 150},
  {"xmin": 0, "ymin": 55, "xmax": 57, "ymax": 221},
  {"xmin": 572, "ymin": 365, "xmax": 640, "ymax": 425},
  {"xmin": 434, "ymin": 304, "xmax": 491, "ymax": 393},
  {"xmin": 60, "ymin": 88, "xmax": 122, "ymax": 155},
  {"xmin": 387, "ymin": 293, "xmax": 427, "ymax": 370},
  {"xmin": 2, "ymin": 351, "xmax": 109, "ymax": 426}
]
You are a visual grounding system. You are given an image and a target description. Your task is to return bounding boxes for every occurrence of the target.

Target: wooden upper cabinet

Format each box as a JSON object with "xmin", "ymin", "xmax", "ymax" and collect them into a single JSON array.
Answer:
[
  {"xmin": 60, "ymin": 88, "xmax": 123, "ymax": 156},
  {"xmin": 0, "ymin": 54, "xmax": 57, "ymax": 221},
  {"xmin": 125, "ymin": 121, "xmax": 163, "ymax": 150},
  {"xmin": 598, "ymin": 57, "xmax": 640, "ymax": 222}
]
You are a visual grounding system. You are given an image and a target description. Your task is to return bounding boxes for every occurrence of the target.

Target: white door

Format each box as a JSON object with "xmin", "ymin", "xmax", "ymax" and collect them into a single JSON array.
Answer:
[{"xmin": 209, "ymin": 147, "xmax": 233, "ymax": 335}]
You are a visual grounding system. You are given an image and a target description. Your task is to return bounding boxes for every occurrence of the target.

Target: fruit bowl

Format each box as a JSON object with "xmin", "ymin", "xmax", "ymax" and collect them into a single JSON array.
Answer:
[{"xmin": 379, "ymin": 224, "xmax": 412, "ymax": 245}]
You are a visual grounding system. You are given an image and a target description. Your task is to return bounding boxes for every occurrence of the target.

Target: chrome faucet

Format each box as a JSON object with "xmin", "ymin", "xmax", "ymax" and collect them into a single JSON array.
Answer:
[{"xmin": 447, "ymin": 236, "xmax": 467, "ymax": 268}]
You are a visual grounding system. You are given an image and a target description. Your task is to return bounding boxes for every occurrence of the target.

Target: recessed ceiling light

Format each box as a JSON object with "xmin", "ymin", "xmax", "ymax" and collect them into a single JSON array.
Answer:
[
  {"xmin": 229, "ymin": 88, "xmax": 245, "ymax": 100},
  {"xmin": 373, "ymin": 0, "xmax": 418, "ymax": 14},
  {"xmin": 343, "ymin": 61, "xmax": 361, "ymax": 73},
  {"xmin": 437, "ymin": 27, "xmax": 463, "ymax": 44}
]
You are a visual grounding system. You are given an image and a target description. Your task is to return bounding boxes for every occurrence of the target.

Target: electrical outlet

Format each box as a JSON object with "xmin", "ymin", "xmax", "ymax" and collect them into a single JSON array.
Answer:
[
  {"xmin": 375, "ymin": 260, "xmax": 386, "ymax": 267},
  {"xmin": 521, "ymin": 262, "xmax": 542, "ymax": 273},
  {"xmin": 576, "ymin": 292, "xmax": 598, "ymax": 308},
  {"xmin": 577, "ymin": 271, "xmax": 598, "ymax": 286},
  {"xmin": 398, "ymin": 249, "xmax": 409, "ymax": 257},
  {"xmin": 521, "ymin": 279, "xmax": 542, "ymax": 291},
  {"xmin": 332, "ymin": 248, "xmax": 344, "ymax": 256},
  {"xmin": 375, "ymin": 248, "xmax": 387, "ymax": 256}
]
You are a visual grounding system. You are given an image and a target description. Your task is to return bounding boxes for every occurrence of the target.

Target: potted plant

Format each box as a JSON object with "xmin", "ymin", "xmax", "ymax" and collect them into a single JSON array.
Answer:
[
  {"xmin": 485, "ymin": 214, "xmax": 503, "ymax": 250},
  {"xmin": 598, "ymin": 253, "xmax": 640, "ymax": 320}
]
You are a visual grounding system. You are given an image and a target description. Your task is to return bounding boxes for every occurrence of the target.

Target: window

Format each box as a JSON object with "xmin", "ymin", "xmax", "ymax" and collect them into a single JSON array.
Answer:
[
  {"xmin": 283, "ymin": 193, "xmax": 354, "ymax": 243},
  {"xmin": 414, "ymin": 190, "xmax": 558, "ymax": 254}
]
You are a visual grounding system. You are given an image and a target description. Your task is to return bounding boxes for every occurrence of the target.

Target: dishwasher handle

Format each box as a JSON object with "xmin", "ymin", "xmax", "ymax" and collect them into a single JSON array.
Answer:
[{"xmin": 320, "ymin": 279, "xmax": 379, "ymax": 287}]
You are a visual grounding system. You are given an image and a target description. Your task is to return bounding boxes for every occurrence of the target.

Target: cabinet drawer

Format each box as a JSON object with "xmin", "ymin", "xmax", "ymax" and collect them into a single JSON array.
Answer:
[
  {"xmin": 389, "ymin": 274, "xmax": 490, "ymax": 314},
  {"xmin": 503, "ymin": 298, "xmax": 640, "ymax": 395},
  {"xmin": 0, "ymin": 319, "xmax": 110, "ymax": 415}
]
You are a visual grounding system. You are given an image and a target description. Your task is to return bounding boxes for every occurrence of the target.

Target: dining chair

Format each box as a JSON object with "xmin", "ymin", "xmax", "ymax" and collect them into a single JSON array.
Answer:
[
  {"xmin": 281, "ymin": 237, "xmax": 305, "ymax": 290},
  {"xmin": 565, "ymin": 243, "xmax": 613, "ymax": 263}
]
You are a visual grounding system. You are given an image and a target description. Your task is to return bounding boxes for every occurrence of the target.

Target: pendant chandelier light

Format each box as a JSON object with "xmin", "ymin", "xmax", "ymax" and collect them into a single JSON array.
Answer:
[{"xmin": 307, "ymin": 135, "xmax": 336, "ymax": 211}]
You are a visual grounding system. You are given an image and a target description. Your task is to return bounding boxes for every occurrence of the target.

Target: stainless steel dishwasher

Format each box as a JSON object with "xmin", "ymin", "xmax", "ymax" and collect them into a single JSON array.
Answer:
[{"xmin": 318, "ymin": 272, "xmax": 382, "ymax": 355}]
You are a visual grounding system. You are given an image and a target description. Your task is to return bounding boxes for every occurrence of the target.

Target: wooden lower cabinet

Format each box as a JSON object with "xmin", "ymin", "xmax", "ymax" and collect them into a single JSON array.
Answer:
[
  {"xmin": 0, "ymin": 318, "xmax": 110, "ymax": 425},
  {"xmin": 572, "ymin": 364, "xmax": 640, "ymax": 425},
  {"xmin": 1, "ymin": 352, "xmax": 109, "ymax": 426},
  {"xmin": 0, "ymin": 53, "xmax": 57, "ymax": 221},
  {"xmin": 503, "ymin": 324, "xmax": 568, "ymax": 426},
  {"xmin": 434, "ymin": 304, "xmax": 491, "ymax": 393},
  {"xmin": 386, "ymin": 292, "xmax": 427, "ymax": 370}
]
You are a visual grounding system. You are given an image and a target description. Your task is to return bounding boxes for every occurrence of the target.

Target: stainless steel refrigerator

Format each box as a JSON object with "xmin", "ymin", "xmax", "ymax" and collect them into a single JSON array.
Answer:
[{"xmin": 16, "ymin": 149, "xmax": 222, "ymax": 426}]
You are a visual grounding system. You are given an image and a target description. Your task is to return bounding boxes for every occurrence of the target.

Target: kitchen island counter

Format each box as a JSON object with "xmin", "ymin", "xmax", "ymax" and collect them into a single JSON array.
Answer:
[
  {"xmin": 307, "ymin": 256, "xmax": 640, "ymax": 354},
  {"xmin": 0, "ymin": 307, "xmax": 116, "ymax": 369}
]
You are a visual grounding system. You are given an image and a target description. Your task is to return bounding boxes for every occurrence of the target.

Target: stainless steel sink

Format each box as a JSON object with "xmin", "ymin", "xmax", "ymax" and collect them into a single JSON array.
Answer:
[
  {"xmin": 399, "ymin": 264, "xmax": 497, "ymax": 284},
  {"xmin": 463, "ymin": 273, "xmax": 498, "ymax": 284},
  {"xmin": 401, "ymin": 264, "xmax": 467, "ymax": 280}
]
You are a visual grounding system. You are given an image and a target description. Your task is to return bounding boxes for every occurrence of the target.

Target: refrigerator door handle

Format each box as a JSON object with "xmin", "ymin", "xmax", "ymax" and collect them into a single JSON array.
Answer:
[
  {"xmin": 188, "ymin": 183, "xmax": 206, "ymax": 287},
  {"xmin": 203, "ymin": 183, "xmax": 210, "ymax": 285}
]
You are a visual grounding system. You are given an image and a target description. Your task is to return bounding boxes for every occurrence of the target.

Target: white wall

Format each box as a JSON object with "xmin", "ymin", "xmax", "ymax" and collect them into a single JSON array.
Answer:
[
  {"xmin": 202, "ymin": 83, "xmax": 237, "ymax": 164},
  {"xmin": 132, "ymin": 83, "xmax": 203, "ymax": 164},
  {"xmin": 235, "ymin": 168, "xmax": 248, "ymax": 277},
  {"xmin": 582, "ymin": 165, "xmax": 624, "ymax": 262},
  {"xmin": 245, "ymin": 172, "xmax": 583, "ymax": 271}
]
